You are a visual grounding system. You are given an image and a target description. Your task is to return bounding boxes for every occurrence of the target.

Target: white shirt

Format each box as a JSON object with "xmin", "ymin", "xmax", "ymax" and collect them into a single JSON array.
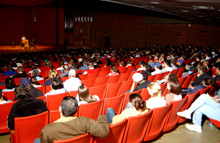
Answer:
[
  {"xmin": 173, "ymin": 94, "xmax": 182, "ymax": 101},
  {"xmin": 161, "ymin": 67, "xmax": 172, "ymax": 73},
  {"xmin": 146, "ymin": 97, "xmax": 166, "ymax": 109},
  {"xmin": 151, "ymin": 70, "xmax": 162, "ymax": 75},
  {"xmin": 0, "ymin": 100, "xmax": 9, "ymax": 104},
  {"xmin": 45, "ymin": 88, "xmax": 66, "ymax": 96},
  {"xmin": 2, "ymin": 88, "xmax": 14, "ymax": 92},
  {"xmin": 63, "ymin": 77, "xmax": 82, "ymax": 91}
]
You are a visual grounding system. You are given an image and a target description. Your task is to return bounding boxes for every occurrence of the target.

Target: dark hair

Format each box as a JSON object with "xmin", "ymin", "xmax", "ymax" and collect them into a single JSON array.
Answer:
[
  {"xmin": 198, "ymin": 65, "xmax": 207, "ymax": 74},
  {"xmin": 32, "ymin": 69, "xmax": 40, "ymax": 77},
  {"xmin": 129, "ymin": 93, "xmax": 146, "ymax": 111},
  {"xmin": 30, "ymin": 76, "xmax": 39, "ymax": 85},
  {"xmin": 5, "ymin": 77, "xmax": 16, "ymax": 89},
  {"xmin": 168, "ymin": 79, "xmax": 182, "ymax": 95},
  {"xmin": 78, "ymin": 85, "xmax": 97, "ymax": 103},
  {"xmin": 168, "ymin": 73, "xmax": 178, "ymax": 82},
  {"xmin": 61, "ymin": 96, "xmax": 78, "ymax": 117},
  {"xmin": 14, "ymin": 84, "xmax": 30, "ymax": 100},
  {"xmin": 142, "ymin": 70, "xmax": 148, "ymax": 80},
  {"xmin": 51, "ymin": 78, "xmax": 61, "ymax": 90},
  {"xmin": 111, "ymin": 64, "xmax": 119, "ymax": 73},
  {"xmin": 17, "ymin": 66, "xmax": 23, "ymax": 72},
  {"xmin": 204, "ymin": 78, "xmax": 218, "ymax": 90},
  {"xmin": 0, "ymin": 89, "xmax": 2, "ymax": 99}
]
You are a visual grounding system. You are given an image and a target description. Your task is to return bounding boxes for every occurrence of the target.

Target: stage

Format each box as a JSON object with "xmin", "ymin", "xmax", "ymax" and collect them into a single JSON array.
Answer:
[{"xmin": 0, "ymin": 45, "xmax": 57, "ymax": 54}]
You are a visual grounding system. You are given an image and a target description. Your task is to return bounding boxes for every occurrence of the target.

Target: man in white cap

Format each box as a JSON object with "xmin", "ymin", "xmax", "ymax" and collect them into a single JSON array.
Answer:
[
  {"xmin": 63, "ymin": 69, "xmax": 82, "ymax": 91},
  {"xmin": 130, "ymin": 72, "xmax": 150, "ymax": 92}
]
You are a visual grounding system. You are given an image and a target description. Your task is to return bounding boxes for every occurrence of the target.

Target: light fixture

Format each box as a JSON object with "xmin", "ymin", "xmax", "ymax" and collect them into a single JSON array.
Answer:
[
  {"xmin": 182, "ymin": 10, "xmax": 189, "ymax": 12},
  {"xmin": 192, "ymin": 6, "xmax": 214, "ymax": 10},
  {"xmin": 150, "ymin": 2, "xmax": 159, "ymax": 5}
]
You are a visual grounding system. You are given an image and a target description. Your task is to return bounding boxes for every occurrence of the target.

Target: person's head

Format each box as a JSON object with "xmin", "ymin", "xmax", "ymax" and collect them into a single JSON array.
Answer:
[
  {"xmin": 111, "ymin": 64, "xmax": 119, "ymax": 73},
  {"xmin": 129, "ymin": 93, "xmax": 146, "ymax": 112},
  {"xmin": 216, "ymin": 66, "xmax": 220, "ymax": 75},
  {"xmin": 7, "ymin": 64, "xmax": 12, "ymax": 71},
  {"xmin": 167, "ymin": 79, "xmax": 182, "ymax": 95},
  {"xmin": 170, "ymin": 59, "xmax": 176, "ymax": 67},
  {"xmin": 51, "ymin": 78, "xmax": 61, "ymax": 90},
  {"xmin": 132, "ymin": 73, "xmax": 143, "ymax": 83},
  {"xmin": 142, "ymin": 70, "xmax": 148, "ymax": 80},
  {"xmin": 78, "ymin": 85, "xmax": 96, "ymax": 103},
  {"xmin": 60, "ymin": 96, "xmax": 78, "ymax": 117},
  {"xmin": 168, "ymin": 73, "xmax": 178, "ymax": 82},
  {"xmin": 63, "ymin": 65, "xmax": 69, "ymax": 73},
  {"xmin": 198, "ymin": 65, "xmax": 207, "ymax": 75},
  {"xmin": 163, "ymin": 60, "xmax": 171, "ymax": 68},
  {"xmin": 88, "ymin": 63, "xmax": 94, "ymax": 69},
  {"xmin": 119, "ymin": 60, "xmax": 125, "ymax": 66},
  {"xmin": 14, "ymin": 84, "xmax": 31, "ymax": 100},
  {"xmin": 5, "ymin": 77, "xmax": 16, "ymax": 89},
  {"xmin": 49, "ymin": 70, "xmax": 58, "ymax": 79},
  {"xmin": 32, "ymin": 69, "xmax": 40, "ymax": 77},
  {"xmin": 17, "ymin": 66, "xmax": 24, "ymax": 73},
  {"xmin": 140, "ymin": 61, "xmax": 147, "ymax": 69},
  {"xmin": 202, "ymin": 78, "xmax": 218, "ymax": 90},
  {"xmin": 30, "ymin": 76, "xmax": 39, "ymax": 85},
  {"xmin": 68, "ymin": 69, "xmax": 76, "ymax": 78},
  {"xmin": 31, "ymin": 64, "xmax": 36, "ymax": 70},
  {"xmin": 147, "ymin": 83, "xmax": 161, "ymax": 97}
]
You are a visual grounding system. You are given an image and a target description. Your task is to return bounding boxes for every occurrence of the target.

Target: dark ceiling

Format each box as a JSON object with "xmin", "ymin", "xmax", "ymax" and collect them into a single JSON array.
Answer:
[{"xmin": 1, "ymin": 0, "xmax": 220, "ymax": 26}]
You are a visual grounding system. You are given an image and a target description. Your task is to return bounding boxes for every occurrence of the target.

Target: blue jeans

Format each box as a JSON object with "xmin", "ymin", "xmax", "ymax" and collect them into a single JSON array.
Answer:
[
  {"xmin": 188, "ymin": 94, "xmax": 220, "ymax": 126},
  {"xmin": 106, "ymin": 108, "xmax": 116, "ymax": 124},
  {"xmin": 34, "ymin": 138, "xmax": 40, "ymax": 143}
]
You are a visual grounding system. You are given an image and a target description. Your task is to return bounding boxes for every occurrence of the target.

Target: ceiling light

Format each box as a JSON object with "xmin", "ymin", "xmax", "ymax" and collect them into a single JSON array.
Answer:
[
  {"xmin": 182, "ymin": 10, "xmax": 189, "ymax": 12},
  {"xmin": 150, "ymin": 2, "xmax": 159, "ymax": 5},
  {"xmin": 192, "ymin": 6, "xmax": 214, "ymax": 10}
]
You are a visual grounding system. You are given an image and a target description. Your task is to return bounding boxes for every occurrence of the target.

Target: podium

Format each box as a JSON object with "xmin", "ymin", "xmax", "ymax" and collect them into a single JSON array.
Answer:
[{"xmin": 21, "ymin": 40, "xmax": 29, "ymax": 49}]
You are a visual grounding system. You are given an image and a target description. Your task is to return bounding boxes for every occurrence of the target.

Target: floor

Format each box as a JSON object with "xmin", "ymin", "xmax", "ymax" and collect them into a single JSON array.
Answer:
[{"xmin": 0, "ymin": 120, "xmax": 219, "ymax": 143}]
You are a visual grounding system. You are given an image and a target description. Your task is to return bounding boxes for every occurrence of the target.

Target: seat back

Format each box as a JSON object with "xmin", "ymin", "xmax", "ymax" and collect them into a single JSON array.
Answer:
[
  {"xmin": 13, "ymin": 78, "xmax": 24, "ymax": 85},
  {"xmin": 0, "ymin": 101, "xmax": 15, "ymax": 133},
  {"xmin": 143, "ymin": 104, "xmax": 171, "ymax": 141},
  {"xmin": 87, "ymin": 72, "xmax": 99, "ymax": 79},
  {"xmin": 119, "ymin": 80, "xmax": 133, "ymax": 95},
  {"xmin": 94, "ymin": 119, "xmax": 127, "ymax": 143},
  {"xmin": 82, "ymin": 78, "xmax": 95, "ymax": 90},
  {"xmin": 61, "ymin": 77, "xmax": 69, "ymax": 82},
  {"xmin": 90, "ymin": 84, "xmax": 106, "ymax": 100},
  {"xmin": 108, "ymin": 75, "xmax": 120, "ymax": 83},
  {"xmin": 102, "ymin": 95, "xmax": 124, "ymax": 115},
  {"xmin": 118, "ymin": 73, "xmax": 130, "ymax": 83},
  {"xmin": 163, "ymin": 97, "xmax": 187, "ymax": 132},
  {"xmin": 100, "ymin": 66, "xmax": 110, "ymax": 71},
  {"xmin": 98, "ymin": 70, "xmax": 109, "ymax": 77},
  {"xmin": 161, "ymin": 71, "xmax": 170, "ymax": 80},
  {"xmin": 94, "ymin": 77, "xmax": 108, "ymax": 87},
  {"xmin": 122, "ymin": 110, "xmax": 153, "ymax": 143},
  {"xmin": 141, "ymin": 88, "xmax": 151, "ymax": 101},
  {"xmin": 176, "ymin": 67, "xmax": 184, "ymax": 78},
  {"xmin": 118, "ymin": 67, "xmax": 127, "ymax": 73},
  {"xmin": 3, "ymin": 91, "xmax": 15, "ymax": 101},
  {"xmin": 191, "ymin": 73, "xmax": 198, "ymax": 82},
  {"xmin": 199, "ymin": 86, "xmax": 210, "ymax": 95},
  {"xmin": 69, "ymin": 91, "xmax": 78, "ymax": 97},
  {"xmin": 46, "ymin": 92, "xmax": 69, "ymax": 110},
  {"xmin": 178, "ymin": 77, "xmax": 186, "ymax": 87},
  {"xmin": 105, "ymin": 82, "xmax": 122, "ymax": 98},
  {"xmin": 209, "ymin": 118, "xmax": 220, "ymax": 128},
  {"xmin": 49, "ymin": 110, "xmax": 60, "ymax": 123},
  {"xmin": 78, "ymin": 100, "xmax": 104, "ymax": 121},
  {"xmin": 172, "ymin": 69, "xmax": 178, "ymax": 75},
  {"xmin": 53, "ymin": 133, "xmax": 93, "ymax": 143},
  {"xmin": 181, "ymin": 74, "xmax": 193, "ymax": 88},
  {"xmin": 13, "ymin": 111, "xmax": 48, "ymax": 143},
  {"xmin": 126, "ymin": 66, "xmax": 135, "ymax": 73},
  {"xmin": 78, "ymin": 74, "xmax": 87, "ymax": 80},
  {"xmin": 153, "ymin": 73, "xmax": 164, "ymax": 82},
  {"xmin": 147, "ymin": 75, "xmax": 155, "ymax": 82},
  {"xmin": 178, "ymin": 91, "xmax": 199, "ymax": 123}
]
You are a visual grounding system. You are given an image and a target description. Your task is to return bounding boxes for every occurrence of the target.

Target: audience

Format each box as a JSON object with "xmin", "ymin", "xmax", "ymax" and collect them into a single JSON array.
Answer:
[
  {"xmin": 2, "ymin": 77, "xmax": 16, "ymax": 92},
  {"xmin": 3, "ymin": 64, "xmax": 17, "ymax": 77},
  {"xmin": 45, "ymin": 78, "xmax": 66, "ymax": 96},
  {"xmin": 63, "ymin": 69, "xmax": 82, "ymax": 91},
  {"xmin": 130, "ymin": 72, "xmax": 150, "ymax": 92},
  {"xmin": 107, "ymin": 64, "xmax": 119, "ymax": 76},
  {"xmin": 12, "ymin": 66, "xmax": 28, "ymax": 78}
]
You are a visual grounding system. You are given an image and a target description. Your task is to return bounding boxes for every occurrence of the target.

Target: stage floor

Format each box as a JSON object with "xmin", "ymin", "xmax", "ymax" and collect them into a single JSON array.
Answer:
[{"xmin": 0, "ymin": 45, "xmax": 56, "ymax": 54}]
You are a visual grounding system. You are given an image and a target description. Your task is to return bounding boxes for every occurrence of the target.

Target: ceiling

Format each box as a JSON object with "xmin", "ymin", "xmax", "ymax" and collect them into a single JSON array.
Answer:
[{"xmin": 1, "ymin": 0, "xmax": 220, "ymax": 26}]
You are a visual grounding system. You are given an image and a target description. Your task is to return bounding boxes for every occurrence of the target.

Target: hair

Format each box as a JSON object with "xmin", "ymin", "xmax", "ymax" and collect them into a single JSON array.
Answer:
[
  {"xmin": 78, "ymin": 85, "xmax": 97, "ymax": 103},
  {"xmin": 111, "ymin": 64, "xmax": 119, "ymax": 73},
  {"xmin": 106, "ymin": 59, "xmax": 112, "ymax": 67},
  {"xmin": 14, "ymin": 84, "xmax": 31, "ymax": 100},
  {"xmin": 61, "ymin": 96, "xmax": 78, "ymax": 117},
  {"xmin": 119, "ymin": 60, "xmax": 125, "ymax": 66},
  {"xmin": 30, "ymin": 76, "xmax": 39, "ymax": 85},
  {"xmin": 168, "ymin": 73, "xmax": 178, "ymax": 82},
  {"xmin": 168, "ymin": 79, "xmax": 182, "ymax": 95},
  {"xmin": 129, "ymin": 93, "xmax": 146, "ymax": 111},
  {"xmin": 49, "ymin": 70, "xmax": 58, "ymax": 79},
  {"xmin": 32, "ymin": 69, "xmax": 40, "ymax": 77},
  {"xmin": 170, "ymin": 59, "xmax": 176, "ymax": 66},
  {"xmin": 198, "ymin": 65, "xmax": 207, "ymax": 74},
  {"xmin": 204, "ymin": 78, "xmax": 218, "ymax": 90},
  {"xmin": 147, "ymin": 83, "xmax": 161, "ymax": 97},
  {"xmin": 17, "ymin": 66, "xmax": 23, "ymax": 72},
  {"xmin": 51, "ymin": 78, "xmax": 61, "ymax": 90},
  {"xmin": 5, "ymin": 77, "xmax": 16, "ymax": 89},
  {"xmin": 63, "ymin": 65, "xmax": 69, "ymax": 72},
  {"xmin": 142, "ymin": 70, "xmax": 148, "ymax": 80}
]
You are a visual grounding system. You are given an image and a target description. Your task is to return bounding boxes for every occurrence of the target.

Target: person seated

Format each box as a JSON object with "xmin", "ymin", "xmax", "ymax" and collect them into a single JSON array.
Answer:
[
  {"xmin": 136, "ymin": 61, "xmax": 147, "ymax": 72},
  {"xmin": 12, "ymin": 66, "xmax": 28, "ymax": 78},
  {"xmin": 213, "ymin": 65, "xmax": 220, "ymax": 81},
  {"xmin": 8, "ymin": 84, "xmax": 48, "ymax": 130},
  {"xmin": 2, "ymin": 77, "xmax": 16, "ymax": 92},
  {"xmin": 76, "ymin": 85, "xmax": 100, "ymax": 106},
  {"xmin": 0, "ymin": 89, "xmax": 11, "ymax": 104},
  {"xmin": 56, "ymin": 60, "xmax": 64, "ymax": 71},
  {"xmin": 38, "ymin": 96, "xmax": 109, "ymax": 143},
  {"xmin": 80, "ymin": 60, "xmax": 89, "ymax": 70},
  {"xmin": 30, "ymin": 77, "xmax": 42, "ymax": 88},
  {"xmin": 45, "ymin": 77, "xmax": 66, "ymax": 96},
  {"xmin": 126, "ymin": 60, "xmax": 133, "ymax": 68},
  {"xmin": 83, "ymin": 63, "xmax": 99, "ymax": 74},
  {"xmin": 59, "ymin": 64, "xmax": 69, "ymax": 77},
  {"xmin": 44, "ymin": 70, "xmax": 62, "ymax": 86},
  {"xmin": 176, "ymin": 59, "xmax": 184, "ymax": 68},
  {"xmin": 151, "ymin": 63, "xmax": 162, "ymax": 75},
  {"xmin": 32, "ymin": 69, "xmax": 44, "ymax": 81},
  {"xmin": 3, "ymin": 64, "xmax": 17, "ymax": 77},
  {"xmin": 165, "ymin": 78, "xmax": 182, "ymax": 104},
  {"xmin": 107, "ymin": 64, "xmax": 119, "ymax": 76},
  {"xmin": 117, "ymin": 60, "xmax": 126, "ymax": 71},
  {"xmin": 28, "ymin": 65, "xmax": 41, "ymax": 76},
  {"xmin": 170, "ymin": 59, "xmax": 178, "ymax": 70},
  {"xmin": 130, "ymin": 72, "xmax": 150, "ymax": 93},
  {"xmin": 14, "ymin": 78, "xmax": 43, "ymax": 100},
  {"xmin": 161, "ymin": 60, "xmax": 173, "ymax": 73},
  {"xmin": 189, "ymin": 65, "xmax": 212, "ymax": 88},
  {"xmin": 63, "ymin": 69, "xmax": 82, "ymax": 91},
  {"xmin": 146, "ymin": 83, "xmax": 166, "ymax": 109},
  {"xmin": 106, "ymin": 93, "xmax": 148, "ymax": 124},
  {"xmin": 177, "ymin": 91, "xmax": 220, "ymax": 133}
]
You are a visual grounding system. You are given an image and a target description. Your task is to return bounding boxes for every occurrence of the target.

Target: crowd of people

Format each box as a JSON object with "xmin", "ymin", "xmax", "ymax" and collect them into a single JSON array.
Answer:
[{"xmin": 0, "ymin": 45, "xmax": 220, "ymax": 142}]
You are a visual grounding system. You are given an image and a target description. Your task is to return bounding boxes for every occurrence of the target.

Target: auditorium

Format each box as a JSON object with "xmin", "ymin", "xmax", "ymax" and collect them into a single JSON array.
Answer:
[{"xmin": 0, "ymin": 0, "xmax": 220, "ymax": 143}]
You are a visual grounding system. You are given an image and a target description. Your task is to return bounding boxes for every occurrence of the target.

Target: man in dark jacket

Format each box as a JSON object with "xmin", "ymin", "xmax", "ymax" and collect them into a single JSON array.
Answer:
[{"xmin": 8, "ymin": 84, "xmax": 48, "ymax": 130}]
